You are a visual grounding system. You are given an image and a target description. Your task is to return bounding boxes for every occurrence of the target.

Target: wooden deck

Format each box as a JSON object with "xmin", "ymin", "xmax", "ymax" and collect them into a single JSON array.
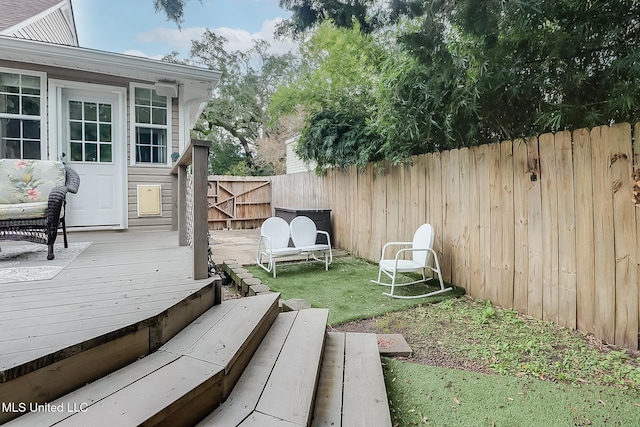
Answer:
[{"xmin": 0, "ymin": 230, "xmax": 219, "ymax": 423}]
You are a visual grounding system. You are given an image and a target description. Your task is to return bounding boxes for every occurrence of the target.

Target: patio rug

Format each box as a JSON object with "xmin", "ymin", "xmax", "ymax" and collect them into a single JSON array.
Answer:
[{"xmin": 0, "ymin": 241, "xmax": 91, "ymax": 284}]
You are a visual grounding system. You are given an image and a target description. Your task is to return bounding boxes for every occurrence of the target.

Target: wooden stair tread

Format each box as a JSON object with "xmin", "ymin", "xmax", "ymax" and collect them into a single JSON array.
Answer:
[
  {"xmin": 311, "ymin": 332, "xmax": 345, "ymax": 427},
  {"xmin": 255, "ymin": 308, "xmax": 328, "ymax": 426},
  {"xmin": 5, "ymin": 351, "xmax": 180, "ymax": 426},
  {"xmin": 197, "ymin": 311, "xmax": 299, "ymax": 426},
  {"xmin": 7, "ymin": 294, "xmax": 281, "ymax": 427},
  {"xmin": 161, "ymin": 293, "xmax": 280, "ymax": 372},
  {"xmin": 237, "ymin": 411, "xmax": 301, "ymax": 426},
  {"xmin": 199, "ymin": 308, "xmax": 329, "ymax": 427},
  {"xmin": 312, "ymin": 332, "xmax": 392, "ymax": 427}
]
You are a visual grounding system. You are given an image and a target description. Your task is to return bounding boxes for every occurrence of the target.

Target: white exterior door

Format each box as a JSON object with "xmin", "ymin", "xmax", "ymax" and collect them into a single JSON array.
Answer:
[{"xmin": 58, "ymin": 86, "xmax": 126, "ymax": 228}]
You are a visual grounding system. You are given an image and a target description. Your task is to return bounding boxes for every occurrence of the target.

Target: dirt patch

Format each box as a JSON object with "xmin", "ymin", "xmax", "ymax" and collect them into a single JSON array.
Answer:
[{"xmin": 332, "ymin": 317, "xmax": 493, "ymax": 374}]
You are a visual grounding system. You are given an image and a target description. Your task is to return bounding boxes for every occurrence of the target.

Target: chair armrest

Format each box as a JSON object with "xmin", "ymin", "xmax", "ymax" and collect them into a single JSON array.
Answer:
[
  {"xmin": 65, "ymin": 166, "xmax": 80, "ymax": 194},
  {"xmin": 392, "ymin": 247, "xmax": 441, "ymax": 272},
  {"xmin": 316, "ymin": 230, "xmax": 331, "ymax": 247},
  {"xmin": 258, "ymin": 234, "xmax": 272, "ymax": 251},
  {"xmin": 394, "ymin": 247, "xmax": 435, "ymax": 259},
  {"xmin": 380, "ymin": 241, "xmax": 412, "ymax": 259}
]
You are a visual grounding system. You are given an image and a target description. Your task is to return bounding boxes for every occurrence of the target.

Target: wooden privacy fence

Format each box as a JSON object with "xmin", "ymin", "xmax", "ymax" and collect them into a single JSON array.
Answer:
[
  {"xmin": 271, "ymin": 123, "xmax": 640, "ymax": 351},
  {"xmin": 207, "ymin": 176, "xmax": 271, "ymax": 230}
]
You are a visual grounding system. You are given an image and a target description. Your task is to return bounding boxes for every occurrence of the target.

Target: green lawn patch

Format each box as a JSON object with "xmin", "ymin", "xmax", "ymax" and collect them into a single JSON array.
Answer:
[
  {"xmin": 245, "ymin": 256, "xmax": 464, "ymax": 325},
  {"xmin": 384, "ymin": 358, "xmax": 640, "ymax": 426},
  {"xmin": 244, "ymin": 254, "xmax": 640, "ymax": 426}
]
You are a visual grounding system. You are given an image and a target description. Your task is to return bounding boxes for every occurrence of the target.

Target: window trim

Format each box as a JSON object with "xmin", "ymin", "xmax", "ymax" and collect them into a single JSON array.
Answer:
[
  {"xmin": 0, "ymin": 67, "xmax": 47, "ymax": 159},
  {"xmin": 129, "ymin": 83, "xmax": 172, "ymax": 167}
]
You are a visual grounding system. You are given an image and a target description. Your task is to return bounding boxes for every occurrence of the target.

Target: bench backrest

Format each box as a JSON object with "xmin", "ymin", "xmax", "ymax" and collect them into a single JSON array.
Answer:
[{"xmin": 0, "ymin": 159, "xmax": 65, "ymax": 204}]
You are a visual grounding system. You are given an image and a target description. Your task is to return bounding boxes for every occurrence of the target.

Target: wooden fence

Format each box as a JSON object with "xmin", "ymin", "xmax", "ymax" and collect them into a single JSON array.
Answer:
[
  {"xmin": 207, "ymin": 176, "xmax": 271, "ymax": 230},
  {"xmin": 271, "ymin": 123, "xmax": 640, "ymax": 351}
]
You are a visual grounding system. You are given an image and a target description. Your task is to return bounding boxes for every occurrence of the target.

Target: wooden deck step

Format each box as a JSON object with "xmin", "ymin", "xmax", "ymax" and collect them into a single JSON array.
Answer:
[
  {"xmin": 6, "ymin": 293, "xmax": 280, "ymax": 426},
  {"xmin": 198, "ymin": 308, "xmax": 329, "ymax": 427},
  {"xmin": 312, "ymin": 332, "xmax": 392, "ymax": 427}
]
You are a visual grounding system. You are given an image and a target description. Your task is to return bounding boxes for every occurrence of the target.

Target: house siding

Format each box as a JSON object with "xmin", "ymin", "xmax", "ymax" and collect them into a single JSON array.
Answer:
[
  {"xmin": 286, "ymin": 136, "xmax": 315, "ymax": 174},
  {"xmin": 0, "ymin": 60, "xmax": 183, "ymax": 230},
  {"xmin": 10, "ymin": 9, "xmax": 77, "ymax": 46},
  {"xmin": 126, "ymin": 98, "xmax": 180, "ymax": 229}
]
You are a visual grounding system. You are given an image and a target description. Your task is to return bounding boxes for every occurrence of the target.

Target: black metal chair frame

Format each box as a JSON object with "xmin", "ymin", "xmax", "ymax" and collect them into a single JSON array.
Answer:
[{"xmin": 0, "ymin": 165, "xmax": 80, "ymax": 260}]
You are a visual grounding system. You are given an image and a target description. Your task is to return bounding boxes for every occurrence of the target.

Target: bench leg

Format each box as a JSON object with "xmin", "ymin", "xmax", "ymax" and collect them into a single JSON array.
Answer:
[{"xmin": 47, "ymin": 244, "xmax": 55, "ymax": 260}]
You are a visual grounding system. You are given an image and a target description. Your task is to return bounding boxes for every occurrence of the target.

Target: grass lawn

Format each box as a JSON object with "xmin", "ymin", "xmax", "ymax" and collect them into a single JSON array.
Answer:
[
  {"xmin": 384, "ymin": 359, "xmax": 640, "ymax": 426},
  {"xmin": 245, "ymin": 255, "xmax": 640, "ymax": 426},
  {"xmin": 246, "ymin": 256, "xmax": 464, "ymax": 326}
]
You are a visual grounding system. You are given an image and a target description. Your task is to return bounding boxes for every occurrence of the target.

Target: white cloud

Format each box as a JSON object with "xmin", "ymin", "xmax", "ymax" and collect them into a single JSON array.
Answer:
[
  {"xmin": 136, "ymin": 27, "xmax": 208, "ymax": 51},
  {"xmin": 134, "ymin": 18, "xmax": 296, "ymax": 58}
]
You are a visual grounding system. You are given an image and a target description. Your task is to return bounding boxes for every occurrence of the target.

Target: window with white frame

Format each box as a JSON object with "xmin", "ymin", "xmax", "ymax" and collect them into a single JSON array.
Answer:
[
  {"xmin": 0, "ymin": 71, "xmax": 43, "ymax": 159},
  {"xmin": 132, "ymin": 86, "xmax": 170, "ymax": 165}
]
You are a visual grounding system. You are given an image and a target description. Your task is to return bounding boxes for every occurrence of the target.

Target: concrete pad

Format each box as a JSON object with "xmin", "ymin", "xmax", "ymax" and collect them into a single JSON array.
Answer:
[{"xmin": 376, "ymin": 334, "xmax": 412, "ymax": 357}]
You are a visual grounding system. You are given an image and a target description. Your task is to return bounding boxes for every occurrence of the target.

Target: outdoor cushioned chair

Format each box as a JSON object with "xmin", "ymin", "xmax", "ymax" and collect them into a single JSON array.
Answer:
[
  {"xmin": 371, "ymin": 223, "xmax": 453, "ymax": 299},
  {"xmin": 256, "ymin": 216, "xmax": 302, "ymax": 278},
  {"xmin": 0, "ymin": 159, "xmax": 80, "ymax": 260},
  {"xmin": 289, "ymin": 215, "xmax": 332, "ymax": 271}
]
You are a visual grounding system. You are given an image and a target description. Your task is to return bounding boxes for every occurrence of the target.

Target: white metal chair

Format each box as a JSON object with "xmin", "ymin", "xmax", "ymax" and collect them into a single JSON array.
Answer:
[
  {"xmin": 289, "ymin": 215, "xmax": 333, "ymax": 271},
  {"xmin": 371, "ymin": 223, "xmax": 453, "ymax": 299},
  {"xmin": 256, "ymin": 217, "xmax": 302, "ymax": 277}
]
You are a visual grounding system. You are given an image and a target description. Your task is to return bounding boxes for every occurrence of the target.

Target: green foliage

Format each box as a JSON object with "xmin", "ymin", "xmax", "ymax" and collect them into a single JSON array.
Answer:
[
  {"xmin": 272, "ymin": 0, "xmax": 640, "ymax": 169},
  {"xmin": 277, "ymin": 0, "xmax": 383, "ymax": 37},
  {"xmin": 153, "ymin": 0, "xmax": 189, "ymax": 25},
  {"xmin": 207, "ymin": 138, "xmax": 247, "ymax": 176},
  {"xmin": 396, "ymin": 0, "xmax": 640, "ymax": 141},
  {"xmin": 189, "ymin": 32, "xmax": 298, "ymax": 172},
  {"xmin": 269, "ymin": 22, "xmax": 387, "ymax": 169},
  {"xmin": 297, "ymin": 107, "xmax": 383, "ymax": 170}
]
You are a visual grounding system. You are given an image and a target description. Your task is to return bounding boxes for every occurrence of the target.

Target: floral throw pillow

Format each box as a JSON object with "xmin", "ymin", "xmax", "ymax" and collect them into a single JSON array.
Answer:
[{"xmin": 0, "ymin": 159, "xmax": 65, "ymax": 205}]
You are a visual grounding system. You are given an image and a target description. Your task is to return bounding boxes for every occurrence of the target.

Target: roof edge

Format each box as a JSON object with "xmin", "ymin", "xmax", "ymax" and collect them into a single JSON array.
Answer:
[{"xmin": 0, "ymin": 35, "xmax": 221, "ymax": 83}]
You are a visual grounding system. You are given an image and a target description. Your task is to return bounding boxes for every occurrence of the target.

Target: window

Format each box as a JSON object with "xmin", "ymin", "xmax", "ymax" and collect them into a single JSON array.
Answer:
[
  {"xmin": 133, "ymin": 87, "xmax": 169, "ymax": 165},
  {"xmin": 68, "ymin": 100, "xmax": 113, "ymax": 163},
  {"xmin": 0, "ymin": 71, "xmax": 42, "ymax": 159}
]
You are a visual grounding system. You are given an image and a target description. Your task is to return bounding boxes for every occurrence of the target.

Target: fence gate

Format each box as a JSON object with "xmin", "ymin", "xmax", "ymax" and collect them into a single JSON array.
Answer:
[{"xmin": 207, "ymin": 176, "xmax": 271, "ymax": 230}]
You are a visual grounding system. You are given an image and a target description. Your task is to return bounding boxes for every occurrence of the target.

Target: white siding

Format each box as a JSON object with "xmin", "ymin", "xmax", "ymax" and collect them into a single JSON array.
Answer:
[
  {"xmin": 126, "ymin": 99, "xmax": 180, "ymax": 229},
  {"xmin": 286, "ymin": 135, "xmax": 315, "ymax": 174},
  {"xmin": 11, "ymin": 9, "xmax": 76, "ymax": 46}
]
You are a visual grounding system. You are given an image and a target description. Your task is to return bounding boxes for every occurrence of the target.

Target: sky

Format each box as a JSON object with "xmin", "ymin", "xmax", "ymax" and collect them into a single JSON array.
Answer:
[{"xmin": 72, "ymin": 0, "xmax": 294, "ymax": 60}]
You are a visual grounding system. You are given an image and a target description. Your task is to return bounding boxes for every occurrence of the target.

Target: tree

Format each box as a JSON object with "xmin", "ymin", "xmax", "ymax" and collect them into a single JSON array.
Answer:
[
  {"xmin": 276, "ymin": 0, "xmax": 385, "ymax": 36},
  {"xmin": 268, "ymin": 22, "xmax": 387, "ymax": 169},
  {"xmin": 189, "ymin": 31, "xmax": 299, "ymax": 173},
  {"xmin": 153, "ymin": 0, "xmax": 191, "ymax": 26},
  {"xmin": 386, "ymin": 0, "xmax": 640, "ymax": 141}
]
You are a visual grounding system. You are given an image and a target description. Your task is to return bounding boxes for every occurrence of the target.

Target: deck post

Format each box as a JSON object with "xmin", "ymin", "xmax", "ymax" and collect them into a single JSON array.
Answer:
[
  {"xmin": 191, "ymin": 140, "xmax": 210, "ymax": 280},
  {"xmin": 177, "ymin": 166, "xmax": 188, "ymax": 246},
  {"xmin": 171, "ymin": 139, "xmax": 211, "ymax": 280}
]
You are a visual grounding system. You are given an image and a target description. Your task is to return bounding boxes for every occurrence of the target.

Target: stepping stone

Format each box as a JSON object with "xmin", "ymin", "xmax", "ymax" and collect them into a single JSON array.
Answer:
[{"xmin": 376, "ymin": 334, "xmax": 412, "ymax": 357}]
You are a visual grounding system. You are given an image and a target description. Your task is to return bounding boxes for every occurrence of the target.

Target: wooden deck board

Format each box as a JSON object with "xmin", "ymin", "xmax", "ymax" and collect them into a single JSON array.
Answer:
[
  {"xmin": 5, "ymin": 351, "xmax": 181, "ymax": 427},
  {"xmin": 311, "ymin": 332, "xmax": 346, "ymax": 427},
  {"xmin": 198, "ymin": 311, "xmax": 299, "ymax": 427},
  {"xmin": 0, "ymin": 230, "xmax": 216, "ymax": 374},
  {"xmin": 343, "ymin": 333, "xmax": 392, "ymax": 427},
  {"xmin": 255, "ymin": 308, "xmax": 329, "ymax": 426},
  {"xmin": 237, "ymin": 411, "xmax": 301, "ymax": 427},
  {"xmin": 47, "ymin": 356, "xmax": 223, "ymax": 427},
  {"xmin": 6, "ymin": 295, "xmax": 282, "ymax": 426},
  {"xmin": 161, "ymin": 293, "xmax": 280, "ymax": 368}
]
